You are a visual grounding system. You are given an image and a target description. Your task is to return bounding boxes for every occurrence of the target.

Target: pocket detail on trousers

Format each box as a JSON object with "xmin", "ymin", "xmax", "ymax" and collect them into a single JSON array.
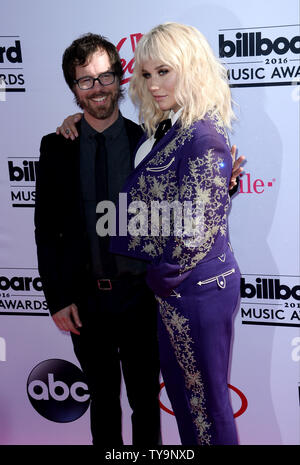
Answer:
[{"xmin": 197, "ymin": 268, "xmax": 236, "ymax": 289}]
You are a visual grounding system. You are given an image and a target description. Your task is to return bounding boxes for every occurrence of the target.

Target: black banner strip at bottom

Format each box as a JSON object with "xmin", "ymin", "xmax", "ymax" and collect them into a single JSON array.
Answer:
[
  {"xmin": 242, "ymin": 321, "xmax": 300, "ymax": 327},
  {"xmin": 0, "ymin": 445, "xmax": 294, "ymax": 462}
]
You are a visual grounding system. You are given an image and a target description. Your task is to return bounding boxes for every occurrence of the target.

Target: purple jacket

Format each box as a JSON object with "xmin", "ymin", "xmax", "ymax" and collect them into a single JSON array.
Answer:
[{"xmin": 110, "ymin": 112, "xmax": 233, "ymax": 294}]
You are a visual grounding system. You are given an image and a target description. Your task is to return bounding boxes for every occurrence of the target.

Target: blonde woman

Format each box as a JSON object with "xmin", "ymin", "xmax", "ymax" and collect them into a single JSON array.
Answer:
[{"xmin": 110, "ymin": 23, "xmax": 241, "ymax": 445}]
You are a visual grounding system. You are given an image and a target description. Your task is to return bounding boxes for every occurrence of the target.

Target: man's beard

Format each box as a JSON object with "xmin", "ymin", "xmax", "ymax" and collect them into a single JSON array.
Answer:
[{"xmin": 74, "ymin": 88, "xmax": 121, "ymax": 120}]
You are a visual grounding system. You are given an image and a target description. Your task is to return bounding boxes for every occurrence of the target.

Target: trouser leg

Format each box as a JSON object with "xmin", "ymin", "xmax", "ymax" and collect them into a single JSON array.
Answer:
[
  {"xmin": 71, "ymin": 294, "xmax": 123, "ymax": 446},
  {"xmin": 72, "ymin": 278, "xmax": 161, "ymax": 446},
  {"xmin": 189, "ymin": 286, "xmax": 239, "ymax": 445},
  {"xmin": 119, "ymin": 281, "xmax": 161, "ymax": 445},
  {"xmin": 157, "ymin": 312, "xmax": 198, "ymax": 445},
  {"xmin": 157, "ymin": 266, "xmax": 240, "ymax": 445}
]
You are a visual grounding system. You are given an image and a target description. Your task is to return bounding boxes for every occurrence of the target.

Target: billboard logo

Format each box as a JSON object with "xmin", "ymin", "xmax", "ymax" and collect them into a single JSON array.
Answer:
[
  {"xmin": 27, "ymin": 359, "xmax": 90, "ymax": 422},
  {"xmin": 8, "ymin": 160, "xmax": 38, "ymax": 182},
  {"xmin": 0, "ymin": 275, "xmax": 42, "ymax": 292},
  {"xmin": 219, "ymin": 32, "xmax": 300, "ymax": 58},
  {"xmin": 219, "ymin": 25, "xmax": 300, "ymax": 88},
  {"xmin": 240, "ymin": 274, "xmax": 300, "ymax": 327},
  {"xmin": 0, "ymin": 40, "xmax": 22, "ymax": 63},
  {"xmin": 0, "ymin": 37, "xmax": 25, "ymax": 93},
  {"xmin": 241, "ymin": 277, "xmax": 300, "ymax": 301},
  {"xmin": 0, "ymin": 269, "xmax": 48, "ymax": 317},
  {"xmin": 7, "ymin": 158, "xmax": 38, "ymax": 207}
]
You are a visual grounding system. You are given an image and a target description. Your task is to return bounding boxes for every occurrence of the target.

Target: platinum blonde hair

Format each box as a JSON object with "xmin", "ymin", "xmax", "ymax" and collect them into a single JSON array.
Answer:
[{"xmin": 130, "ymin": 22, "xmax": 235, "ymax": 136}]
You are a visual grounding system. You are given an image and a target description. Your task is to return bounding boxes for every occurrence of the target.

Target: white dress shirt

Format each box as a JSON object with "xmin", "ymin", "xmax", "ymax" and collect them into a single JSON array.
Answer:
[{"xmin": 134, "ymin": 108, "xmax": 183, "ymax": 168}]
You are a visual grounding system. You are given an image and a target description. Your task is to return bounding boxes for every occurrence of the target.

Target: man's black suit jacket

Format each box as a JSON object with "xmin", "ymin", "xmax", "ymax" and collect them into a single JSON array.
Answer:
[{"xmin": 34, "ymin": 117, "xmax": 144, "ymax": 316}]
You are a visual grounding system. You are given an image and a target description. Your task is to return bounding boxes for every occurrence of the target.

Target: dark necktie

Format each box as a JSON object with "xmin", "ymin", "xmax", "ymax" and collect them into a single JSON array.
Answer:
[
  {"xmin": 94, "ymin": 133, "xmax": 116, "ymax": 277},
  {"xmin": 153, "ymin": 118, "xmax": 172, "ymax": 147},
  {"xmin": 95, "ymin": 133, "xmax": 108, "ymax": 201}
]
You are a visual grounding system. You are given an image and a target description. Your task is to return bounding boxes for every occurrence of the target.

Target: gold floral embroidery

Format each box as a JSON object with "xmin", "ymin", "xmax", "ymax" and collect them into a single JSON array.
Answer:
[
  {"xmin": 127, "ymin": 115, "xmax": 230, "ymax": 268},
  {"xmin": 149, "ymin": 126, "xmax": 194, "ymax": 167},
  {"xmin": 127, "ymin": 127, "xmax": 195, "ymax": 256},
  {"xmin": 157, "ymin": 297, "xmax": 211, "ymax": 445},
  {"xmin": 207, "ymin": 111, "xmax": 230, "ymax": 148},
  {"xmin": 128, "ymin": 122, "xmax": 184, "ymax": 254},
  {"xmin": 175, "ymin": 148, "xmax": 230, "ymax": 273},
  {"xmin": 128, "ymin": 169, "xmax": 177, "ymax": 256}
]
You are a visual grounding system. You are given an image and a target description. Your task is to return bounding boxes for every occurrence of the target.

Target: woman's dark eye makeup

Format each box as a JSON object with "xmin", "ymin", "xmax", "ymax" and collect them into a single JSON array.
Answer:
[
  {"xmin": 158, "ymin": 69, "xmax": 169, "ymax": 75},
  {"xmin": 142, "ymin": 68, "xmax": 169, "ymax": 79}
]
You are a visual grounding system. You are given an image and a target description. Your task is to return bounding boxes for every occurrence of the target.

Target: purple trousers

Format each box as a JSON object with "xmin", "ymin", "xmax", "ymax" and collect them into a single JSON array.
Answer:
[{"xmin": 157, "ymin": 245, "xmax": 240, "ymax": 445}]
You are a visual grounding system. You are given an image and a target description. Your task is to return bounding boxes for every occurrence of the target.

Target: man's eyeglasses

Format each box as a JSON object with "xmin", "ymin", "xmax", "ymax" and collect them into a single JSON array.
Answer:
[{"xmin": 74, "ymin": 72, "xmax": 116, "ymax": 90}]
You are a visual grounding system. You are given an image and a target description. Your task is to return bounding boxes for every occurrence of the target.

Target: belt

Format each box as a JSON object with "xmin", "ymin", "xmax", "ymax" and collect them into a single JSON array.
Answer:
[
  {"xmin": 97, "ymin": 278, "xmax": 113, "ymax": 291},
  {"xmin": 96, "ymin": 273, "xmax": 145, "ymax": 291}
]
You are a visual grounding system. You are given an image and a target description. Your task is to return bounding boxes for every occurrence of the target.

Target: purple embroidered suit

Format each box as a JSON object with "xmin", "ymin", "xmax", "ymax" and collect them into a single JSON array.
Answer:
[{"xmin": 110, "ymin": 113, "xmax": 240, "ymax": 445}]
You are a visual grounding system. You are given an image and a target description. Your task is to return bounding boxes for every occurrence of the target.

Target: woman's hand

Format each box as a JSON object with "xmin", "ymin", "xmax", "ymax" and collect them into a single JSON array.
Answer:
[
  {"xmin": 230, "ymin": 145, "xmax": 245, "ymax": 190},
  {"xmin": 56, "ymin": 112, "xmax": 83, "ymax": 140}
]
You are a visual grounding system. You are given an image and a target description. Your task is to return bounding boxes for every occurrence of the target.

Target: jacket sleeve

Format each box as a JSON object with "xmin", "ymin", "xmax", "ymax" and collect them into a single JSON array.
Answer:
[
  {"xmin": 173, "ymin": 133, "xmax": 232, "ymax": 273},
  {"xmin": 34, "ymin": 136, "xmax": 76, "ymax": 315},
  {"xmin": 146, "ymin": 133, "xmax": 232, "ymax": 297}
]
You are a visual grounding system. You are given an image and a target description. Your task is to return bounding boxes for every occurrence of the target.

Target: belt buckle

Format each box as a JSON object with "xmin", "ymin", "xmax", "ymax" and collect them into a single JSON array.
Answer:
[{"xmin": 97, "ymin": 279, "xmax": 112, "ymax": 291}]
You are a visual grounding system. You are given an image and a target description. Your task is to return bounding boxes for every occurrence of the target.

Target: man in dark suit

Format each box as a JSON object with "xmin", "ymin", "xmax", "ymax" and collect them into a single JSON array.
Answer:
[{"xmin": 34, "ymin": 33, "xmax": 161, "ymax": 446}]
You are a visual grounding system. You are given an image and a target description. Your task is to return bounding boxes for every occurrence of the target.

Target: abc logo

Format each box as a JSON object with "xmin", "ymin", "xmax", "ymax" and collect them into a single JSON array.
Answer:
[{"xmin": 27, "ymin": 359, "xmax": 90, "ymax": 423}]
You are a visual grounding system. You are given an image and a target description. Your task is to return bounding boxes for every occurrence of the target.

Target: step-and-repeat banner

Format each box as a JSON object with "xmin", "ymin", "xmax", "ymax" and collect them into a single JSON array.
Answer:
[{"xmin": 0, "ymin": 0, "xmax": 299, "ymax": 445}]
